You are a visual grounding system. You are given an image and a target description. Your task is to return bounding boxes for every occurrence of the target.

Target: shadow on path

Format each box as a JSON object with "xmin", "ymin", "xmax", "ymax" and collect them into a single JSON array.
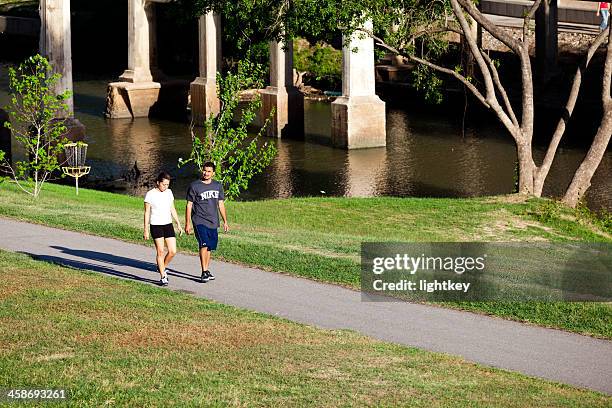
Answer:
[
  {"xmin": 21, "ymin": 251, "xmax": 160, "ymax": 285},
  {"xmin": 164, "ymin": 268, "xmax": 202, "ymax": 283},
  {"xmin": 50, "ymin": 245, "xmax": 155, "ymax": 270},
  {"xmin": 41, "ymin": 246, "xmax": 202, "ymax": 284}
]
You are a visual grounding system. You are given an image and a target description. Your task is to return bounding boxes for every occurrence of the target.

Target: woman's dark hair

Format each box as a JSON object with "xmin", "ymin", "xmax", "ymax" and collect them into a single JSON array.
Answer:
[{"xmin": 156, "ymin": 171, "xmax": 172, "ymax": 183}]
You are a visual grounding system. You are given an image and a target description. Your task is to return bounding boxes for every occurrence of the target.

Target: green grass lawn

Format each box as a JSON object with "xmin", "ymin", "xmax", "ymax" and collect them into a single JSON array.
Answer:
[
  {"xmin": 0, "ymin": 182, "xmax": 610, "ymax": 339},
  {"xmin": 0, "ymin": 250, "xmax": 609, "ymax": 407}
]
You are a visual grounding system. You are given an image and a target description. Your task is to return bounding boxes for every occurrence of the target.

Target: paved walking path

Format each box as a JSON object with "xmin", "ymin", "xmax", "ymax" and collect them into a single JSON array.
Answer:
[{"xmin": 1, "ymin": 217, "xmax": 610, "ymax": 395}]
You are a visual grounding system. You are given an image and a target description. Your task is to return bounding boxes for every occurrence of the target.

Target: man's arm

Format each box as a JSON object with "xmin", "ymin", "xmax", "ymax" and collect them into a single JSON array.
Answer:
[
  {"xmin": 218, "ymin": 200, "xmax": 229, "ymax": 232},
  {"xmin": 185, "ymin": 201, "xmax": 193, "ymax": 234}
]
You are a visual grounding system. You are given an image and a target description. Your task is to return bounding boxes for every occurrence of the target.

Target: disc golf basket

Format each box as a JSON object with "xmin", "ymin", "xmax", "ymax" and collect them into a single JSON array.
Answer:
[{"xmin": 62, "ymin": 142, "xmax": 91, "ymax": 195}]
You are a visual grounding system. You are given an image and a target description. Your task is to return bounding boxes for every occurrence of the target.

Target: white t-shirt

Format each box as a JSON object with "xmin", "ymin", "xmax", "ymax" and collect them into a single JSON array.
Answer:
[{"xmin": 144, "ymin": 188, "xmax": 174, "ymax": 225}]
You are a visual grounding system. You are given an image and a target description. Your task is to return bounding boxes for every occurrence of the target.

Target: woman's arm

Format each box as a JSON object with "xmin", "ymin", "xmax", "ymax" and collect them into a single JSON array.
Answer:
[
  {"xmin": 144, "ymin": 203, "xmax": 151, "ymax": 240},
  {"xmin": 171, "ymin": 204, "xmax": 184, "ymax": 235}
]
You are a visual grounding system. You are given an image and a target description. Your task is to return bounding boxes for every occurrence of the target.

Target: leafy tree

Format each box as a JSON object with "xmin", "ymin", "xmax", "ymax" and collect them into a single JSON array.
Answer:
[
  {"xmin": 359, "ymin": 0, "xmax": 611, "ymax": 207},
  {"xmin": 293, "ymin": 39, "xmax": 342, "ymax": 90},
  {"xmin": 188, "ymin": 0, "xmax": 611, "ymax": 207},
  {"xmin": 1, "ymin": 54, "xmax": 70, "ymax": 198},
  {"xmin": 179, "ymin": 60, "xmax": 276, "ymax": 200}
]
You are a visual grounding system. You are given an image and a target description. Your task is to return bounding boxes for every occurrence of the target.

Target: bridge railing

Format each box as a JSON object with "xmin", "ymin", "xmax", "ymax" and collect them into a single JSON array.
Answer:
[{"xmin": 482, "ymin": 0, "xmax": 599, "ymax": 26}]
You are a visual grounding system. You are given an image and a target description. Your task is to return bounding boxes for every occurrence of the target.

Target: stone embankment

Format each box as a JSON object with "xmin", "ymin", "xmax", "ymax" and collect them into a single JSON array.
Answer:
[{"xmin": 483, "ymin": 27, "xmax": 601, "ymax": 55}]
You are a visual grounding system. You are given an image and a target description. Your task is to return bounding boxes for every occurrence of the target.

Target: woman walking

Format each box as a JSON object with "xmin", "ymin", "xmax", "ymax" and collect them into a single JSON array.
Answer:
[{"xmin": 144, "ymin": 171, "xmax": 184, "ymax": 285}]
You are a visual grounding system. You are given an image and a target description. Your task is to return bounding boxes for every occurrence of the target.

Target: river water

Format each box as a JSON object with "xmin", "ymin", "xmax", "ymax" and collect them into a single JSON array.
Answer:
[{"xmin": 1, "ymin": 76, "xmax": 610, "ymax": 211}]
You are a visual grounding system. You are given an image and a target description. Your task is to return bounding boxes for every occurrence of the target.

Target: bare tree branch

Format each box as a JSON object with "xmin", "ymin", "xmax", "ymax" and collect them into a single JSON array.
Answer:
[
  {"xmin": 366, "ymin": 27, "xmax": 487, "ymax": 106},
  {"xmin": 0, "ymin": 161, "xmax": 33, "ymax": 196},
  {"xmin": 481, "ymin": 52, "xmax": 519, "ymax": 127},
  {"xmin": 450, "ymin": 1, "xmax": 498, "ymax": 101},
  {"xmin": 535, "ymin": 28, "xmax": 610, "ymax": 194},
  {"xmin": 456, "ymin": 0, "xmax": 522, "ymax": 54},
  {"xmin": 407, "ymin": 54, "xmax": 489, "ymax": 107},
  {"xmin": 524, "ymin": 0, "xmax": 543, "ymax": 43},
  {"xmin": 450, "ymin": 0, "xmax": 519, "ymax": 137},
  {"xmin": 562, "ymin": 27, "xmax": 612, "ymax": 206}
]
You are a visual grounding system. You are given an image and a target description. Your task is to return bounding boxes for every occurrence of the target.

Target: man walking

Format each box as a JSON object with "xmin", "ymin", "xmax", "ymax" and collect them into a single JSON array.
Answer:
[{"xmin": 185, "ymin": 162, "xmax": 229, "ymax": 282}]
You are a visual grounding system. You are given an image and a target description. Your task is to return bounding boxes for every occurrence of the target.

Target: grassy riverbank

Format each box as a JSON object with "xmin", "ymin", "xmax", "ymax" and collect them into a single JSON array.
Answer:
[
  {"xmin": 0, "ymin": 250, "xmax": 609, "ymax": 406},
  {"xmin": 0, "ymin": 182, "xmax": 610, "ymax": 338}
]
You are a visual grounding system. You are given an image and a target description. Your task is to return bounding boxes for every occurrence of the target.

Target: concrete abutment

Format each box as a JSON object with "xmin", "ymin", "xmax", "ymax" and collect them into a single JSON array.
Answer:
[
  {"xmin": 331, "ymin": 19, "xmax": 386, "ymax": 149},
  {"xmin": 106, "ymin": 0, "xmax": 164, "ymax": 119},
  {"xmin": 190, "ymin": 13, "xmax": 220, "ymax": 126},
  {"xmin": 260, "ymin": 40, "xmax": 304, "ymax": 138}
]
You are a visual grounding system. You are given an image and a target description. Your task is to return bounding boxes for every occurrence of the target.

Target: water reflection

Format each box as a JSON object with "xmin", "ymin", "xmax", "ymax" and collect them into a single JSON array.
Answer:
[
  {"xmin": 380, "ymin": 110, "xmax": 516, "ymax": 198},
  {"xmin": 344, "ymin": 148, "xmax": 388, "ymax": 197},
  {"xmin": 267, "ymin": 141, "xmax": 293, "ymax": 198},
  {"xmin": 0, "ymin": 71, "xmax": 609, "ymax": 211}
]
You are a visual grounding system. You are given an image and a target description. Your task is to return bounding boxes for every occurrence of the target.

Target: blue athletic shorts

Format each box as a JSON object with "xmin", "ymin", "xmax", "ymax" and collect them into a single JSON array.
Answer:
[{"xmin": 194, "ymin": 224, "xmax": 218, "ymax": 250}]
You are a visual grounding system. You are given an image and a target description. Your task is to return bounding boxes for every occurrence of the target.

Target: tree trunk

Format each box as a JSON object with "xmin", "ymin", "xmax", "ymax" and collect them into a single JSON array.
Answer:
[
  {"xmin": 294, "ymin": 70, "xmax": 306, "ymax": 89},
  {"xmin": 562, "ymin": 107, "xmax": 612, "ymax": 207},
  {"xmin": 533, "ymin": 169, "xmax": 546, "ymax": 197},
  {"xmin": 517, "ymin": 141, "xmax": 536, "ymax": 194},
  {"xmin": 562, "ymin": 28, "xmax": 612, "ymax": 208}
]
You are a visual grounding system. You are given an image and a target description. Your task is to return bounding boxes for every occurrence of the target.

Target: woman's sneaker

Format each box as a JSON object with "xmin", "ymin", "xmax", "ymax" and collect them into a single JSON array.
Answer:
[
  {"xmin": 160, "ymin": 276, "xmax": 169, "ymax": 286},
  {"xmin": 206, "ymin": 270, "xmax": 215, "ymax": 280}
]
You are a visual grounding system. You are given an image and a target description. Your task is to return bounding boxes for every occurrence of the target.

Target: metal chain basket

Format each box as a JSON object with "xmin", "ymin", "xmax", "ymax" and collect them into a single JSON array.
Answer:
[
  {"xmin": 62, "ymin": 142, "xmax": 91, "ymax": 194},
  {"xmin": 65, "ymin": 142, "xmax": 88, "ymax": 167}
]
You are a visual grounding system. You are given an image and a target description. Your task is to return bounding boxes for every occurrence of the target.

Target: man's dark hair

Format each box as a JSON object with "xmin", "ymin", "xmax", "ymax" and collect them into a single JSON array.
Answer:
[
  {"xmin": 203, "ymin": 161, "xmax": 216, "ymax": 171},
  {"xmin": 156, "ymin": 171, "xmax": 172, "ymax": 183}
]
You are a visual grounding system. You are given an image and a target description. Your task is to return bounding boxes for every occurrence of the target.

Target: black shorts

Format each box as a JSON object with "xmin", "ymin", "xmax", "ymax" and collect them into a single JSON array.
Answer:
[{"xmin": 150, "ymin": 223, "xmax": 175, "ymax": 239}]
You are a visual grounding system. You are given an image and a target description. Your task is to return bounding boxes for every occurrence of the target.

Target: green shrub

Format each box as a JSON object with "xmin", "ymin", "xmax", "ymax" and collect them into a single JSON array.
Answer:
[
  {"xmin": 293, "ymin": 38, "xmax": 341, "ymax": 90},
  {"xmin": 1, "ymin": 54, "xmax": 70, "ymax": 198}
]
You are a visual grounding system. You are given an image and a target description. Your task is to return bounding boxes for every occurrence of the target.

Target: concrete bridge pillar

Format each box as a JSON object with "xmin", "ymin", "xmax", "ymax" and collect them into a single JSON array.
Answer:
[
  {"xmin": 120, "ymin": 0, "xmax": 153, "ymax": 83},
  {"xmin": 39, "ymin": 0, "xmax": 74, "ymax": 115},
  {"xmin": 146, "ymin": 3, "xmax": 165, "ymax": 81},
  {"xmin": 190, "ymin": 13, "xmax": 221, "ymax": 126},
  {"xmin": 260, "ymin": 39, "xmax": 304, "ymax": 138},
  {"xmin": 106, "ymin": 0, "xmax": 161, "ymax": 118},
  {"xmin": 39, "ymin": 0, "xmax": 85, "ymax": 139},
  {"xmin": 536, "ymin": 0, "xmax": 558, "ymax": 81},
  {"xmin": 331, "ymin": 19, "xmax": 386, "ymax": 149}
]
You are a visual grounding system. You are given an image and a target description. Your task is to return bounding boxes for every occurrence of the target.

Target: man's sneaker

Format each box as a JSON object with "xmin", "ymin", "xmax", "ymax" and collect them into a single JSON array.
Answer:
[
  {"xmin": 160, "ymin": 277, "xmax": 169, "ymax": 286},
  {"xmin": 200, "ymin": 270, "xmax": 209, "ymax": 283},
  {"xmin": 206, "ymin": 270, "xmax": 215, "ymax": 280}
]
